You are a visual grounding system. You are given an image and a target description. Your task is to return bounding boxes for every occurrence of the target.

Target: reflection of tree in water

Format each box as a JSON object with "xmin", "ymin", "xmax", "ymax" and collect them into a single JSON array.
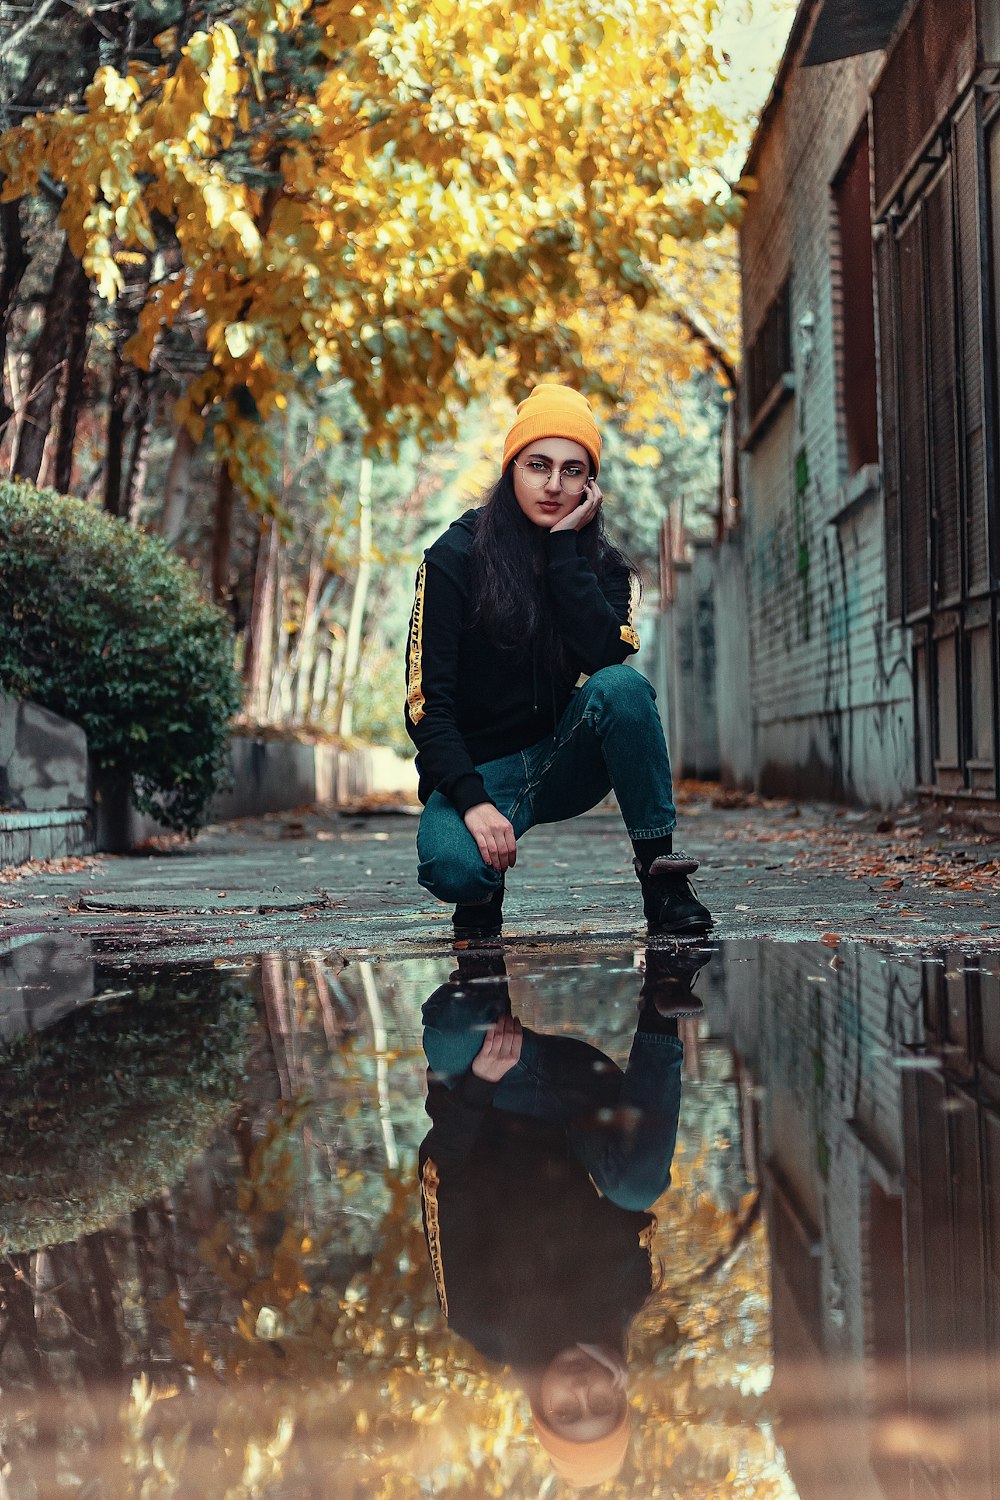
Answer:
[
  {"xmin": 0, "ymin": 957, "xmax": 790, "ymax": 1499},
  {"xmin": 0, "ymin": 963, "xmax": 257, "ymax": 1251}
]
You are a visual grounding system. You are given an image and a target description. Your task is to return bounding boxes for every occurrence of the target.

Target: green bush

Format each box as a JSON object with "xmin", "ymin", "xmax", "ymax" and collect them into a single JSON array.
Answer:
[
  {"xmin": 0, "ymin": 479, "xmax": 243, "ymax": 833},
  {"xmin": 0, "ymin": 964, "xmax": 255, "ymax": 1252}
]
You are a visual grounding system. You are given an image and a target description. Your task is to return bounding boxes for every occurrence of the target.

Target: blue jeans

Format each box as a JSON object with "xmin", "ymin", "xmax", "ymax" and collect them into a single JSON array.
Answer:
[
  {"xmin": 417, "ymin": 664, "xmax": 677, "ymax": 906},
  {"xmin": 422, "ymin": 977, "xmax": 683, "ymax": 1212}
]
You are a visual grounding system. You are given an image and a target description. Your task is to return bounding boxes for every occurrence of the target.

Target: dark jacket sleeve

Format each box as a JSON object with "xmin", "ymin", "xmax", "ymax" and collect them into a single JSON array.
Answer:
[
  {"xmin": 543, "ymin": 532, "xmax": 640, "ymax": 671},
  {"xmin": 420, "ymin": 1070, "xmax": 498, "ymax": 1171},
  {"xmin": 403, "ymin": 552, "xmax": 493, "ymax": 817}
]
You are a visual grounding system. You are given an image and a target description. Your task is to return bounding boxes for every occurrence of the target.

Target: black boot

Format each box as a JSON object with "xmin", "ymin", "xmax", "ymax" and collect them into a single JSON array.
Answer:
[
  {"xmin": 452, "ymin": 947, "xmax": 509, "ymax": 983},
  {"xmin": 638, "ymin": 943, "xmax": 714, "ymax": 1020},
  {"xmin": 634, "ymin": 852, "xmax": 713, "ymax": 935},
  {"xmin": 452, "ymin": 876, "xmax": 505, "ymax": 940}
]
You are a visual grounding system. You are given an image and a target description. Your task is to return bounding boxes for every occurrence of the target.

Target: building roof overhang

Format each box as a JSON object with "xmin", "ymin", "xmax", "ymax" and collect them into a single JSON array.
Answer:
[
  {"xmin": 741, "ymin": 0, "xmax": 912, "ymax": 179},
  {"xmin": 802, "ymin": 0, "xmax": 912, "ymax": 65}
]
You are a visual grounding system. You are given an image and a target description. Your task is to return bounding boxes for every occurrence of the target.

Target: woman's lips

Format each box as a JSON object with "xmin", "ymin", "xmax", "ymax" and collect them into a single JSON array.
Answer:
[{"xmin": 538, "ymin": 501, "xmax": 562, "ymax": 512}]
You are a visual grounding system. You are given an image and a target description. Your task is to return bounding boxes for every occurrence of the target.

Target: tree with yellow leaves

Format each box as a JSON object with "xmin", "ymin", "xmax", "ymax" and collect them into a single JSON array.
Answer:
[{"xmin": 0, "ymin": 0, "xmax": 743, "ymax": 582}]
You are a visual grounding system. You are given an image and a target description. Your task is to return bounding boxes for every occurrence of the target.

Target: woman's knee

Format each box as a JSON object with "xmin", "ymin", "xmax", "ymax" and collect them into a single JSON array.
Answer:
[
  {"xmin": 600, "ymin": 1158, "xmax": 673, "ymax": 1213},
  {"xmin": 584, "ymin": 664, "xmax": 658, "ymax": 722},
  {"xmin": 417, "ymin": 849, "xmax": 500, "ymax": 905},
  {"xmin": 417, "ymin": 794, "xmax": 501, "ymax": 904}
]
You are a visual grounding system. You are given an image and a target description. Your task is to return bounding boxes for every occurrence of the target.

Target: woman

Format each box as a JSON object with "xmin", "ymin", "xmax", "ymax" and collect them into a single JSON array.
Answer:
[
  {"xmin": 404, "ymin": 382, "xmax": 711, "ymax": 938},
  {"xmin": 418, "ymin": 945, "xmax": 702, "ymax": 1487}
]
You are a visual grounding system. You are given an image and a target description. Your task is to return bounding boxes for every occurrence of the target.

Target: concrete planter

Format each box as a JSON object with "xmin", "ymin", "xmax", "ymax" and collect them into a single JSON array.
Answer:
[
  {"xmin": 0, "ymin": 808, "xmax": 92, "ymax": 866},
  {"xmin": 96, "ymin": 736, "xmax": 419, "ymax": 851},
  {"xmin": 0, "ymin": 695, "xmax": 94, "ymax": 867},
  {"xmin": 3, "ymin": 692, "xmax": 419, "ymax": 863}
]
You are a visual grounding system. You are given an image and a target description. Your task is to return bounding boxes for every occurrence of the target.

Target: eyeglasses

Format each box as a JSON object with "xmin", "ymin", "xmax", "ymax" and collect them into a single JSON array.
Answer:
[{"xmin": 513, "ymin": 456, "xmax": 589, "ymax": 496}]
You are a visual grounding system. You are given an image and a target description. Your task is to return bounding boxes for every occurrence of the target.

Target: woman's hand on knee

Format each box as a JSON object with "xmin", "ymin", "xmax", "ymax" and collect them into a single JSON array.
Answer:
[
  {"xmin": 463, "ymin": 802, "xmax": 517, "ymax": 873},
  {"xmin": 472, "ymin": 1014, "xmax": 523, "ymax": 1081}
]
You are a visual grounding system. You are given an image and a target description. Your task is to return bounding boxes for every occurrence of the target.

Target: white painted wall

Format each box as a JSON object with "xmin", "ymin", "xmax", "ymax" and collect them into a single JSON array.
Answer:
[{"xmin": 714, "ymin": 532, "xmax": 755, "ymax": 788}]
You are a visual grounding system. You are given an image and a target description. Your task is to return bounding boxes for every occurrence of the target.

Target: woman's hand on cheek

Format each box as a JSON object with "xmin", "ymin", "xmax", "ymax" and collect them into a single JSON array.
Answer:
[
  {"xmin": 549, "ymin": 479, "xmax": 603, "ymax": 533},
  {"xmin": 463, "ymin": 802, "xmax": 517, "ymax": 872}
]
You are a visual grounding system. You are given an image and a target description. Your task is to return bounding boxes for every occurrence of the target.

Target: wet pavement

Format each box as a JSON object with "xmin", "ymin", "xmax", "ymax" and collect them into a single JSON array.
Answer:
[
  {"xmin": 1, "ymin": 790, "xmax": 999, "ymax": 962},
  {"xmin": 3, "ymin": 934, "xmax": 1000, "ymax": 1497}
]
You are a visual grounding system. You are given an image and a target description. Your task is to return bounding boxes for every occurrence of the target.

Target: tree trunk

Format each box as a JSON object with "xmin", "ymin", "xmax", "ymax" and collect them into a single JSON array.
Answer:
[
  {"xmin": 12, "ymin": 240, "xmax": 89, "ymax": 484},
  {"xmin": 358, "ymin": 961, "xmax": 399, "ymax": 1169},
  {"xmin": 243, "ymin": 519, "xmax": 278, "ymax": 717},
  {"xmin": 211, "ymin": 461, "xmax": 236, "ymax": 603},
  {"xmin": 308, "ymin": 639, "xmax": 333, "ymax": 722},
  {"xmin": 52, "ymin": 271, "xmax": 93, "ymax": 494},
  {"xmin": 334, "ymin": 455, "xmax": 373, "ymax": 738},
  {"xmin": 124, "ymin": 369, "xmax": 156, "ymax": 521},
  {"xmin": 266, "ymin": 548, "xmax": 291, "ymax": 721},
  {"xmin": 0, "ymin": 1255, "xmax": 50, "ymax": 1385},
  {"xmin": 83, "ymin": 1234, "xmax": 127, "ymax": 1373},
  {"xmin": 289, "ymin": 552, "xmax": 323, "ymax": 720},
  {"xmin": 159, "ymin": 422, "xmax": 197, "ymax": 543},
  {"xmin": 0, "ymin": 196, "xmax": 29, "ymax": 430},
  {"xmin": 103, "ymin": 259, "xmax": 152, "ymax": 517},
  {"xmin": 103, "ymin": 336, "xmax": 129, "ymax": 515},
  {"xmin": 261, "ymin": 954, "xmax": 294, "ymax": 1100},
  {"xmin": 293, "ymin": 574, "xmax": 337, "ymax": 722}
]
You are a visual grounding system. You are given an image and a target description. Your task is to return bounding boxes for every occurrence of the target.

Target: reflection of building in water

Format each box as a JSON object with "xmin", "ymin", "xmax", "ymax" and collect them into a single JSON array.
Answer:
[{"xmin": 718, "ymin": 941, "xmax": 1000, "ymax": 1499}]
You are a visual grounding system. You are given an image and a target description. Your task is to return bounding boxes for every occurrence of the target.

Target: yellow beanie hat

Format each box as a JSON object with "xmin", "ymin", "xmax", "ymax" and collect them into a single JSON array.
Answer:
[
  {"xmin": 502, "ymin": 383, "xmax": 602, "ymax": 476},
  {"xmin": 531, "ymin": 1404, "xmax": 631, "ymax": 1488}
]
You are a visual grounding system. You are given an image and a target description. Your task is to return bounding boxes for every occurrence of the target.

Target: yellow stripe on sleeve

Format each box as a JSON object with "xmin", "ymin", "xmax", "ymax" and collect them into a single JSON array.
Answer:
[
  {"xmin": 620, "ymin": 572, "xmax": 640, "ymax": 651},
  {"xmin": 406, "ymin": 561, "xmax": 427, "ymax": 723},
  {"xmin": 421, "ymin": 1157, "xmax": 448, "ymax": 1316}
]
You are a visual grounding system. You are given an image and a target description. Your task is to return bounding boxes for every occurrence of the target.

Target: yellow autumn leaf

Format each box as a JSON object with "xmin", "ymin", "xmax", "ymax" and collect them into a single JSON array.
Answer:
[
  {"xmin": 627, "ymin": 443, "xmax": 664, "ymax": 467},
  {"xmin": 225, "ymin": 322, "xmax": 254, "ymax": 358}
]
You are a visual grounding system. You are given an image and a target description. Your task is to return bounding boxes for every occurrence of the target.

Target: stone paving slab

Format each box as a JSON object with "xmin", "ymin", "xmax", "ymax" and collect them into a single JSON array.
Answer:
[
  {"xmin": 0, "ymin": 790, "xmax": 997, "ymax": 962},
  {"xmin": 77, "ymin": 890, "xmax": 324, "ymax": 914}
]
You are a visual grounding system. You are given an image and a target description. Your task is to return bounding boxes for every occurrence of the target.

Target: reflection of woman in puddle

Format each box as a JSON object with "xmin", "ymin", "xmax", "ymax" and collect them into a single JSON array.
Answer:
[{"xmin": 418, "ymin": 948, "xmax": 706, "ymax": 1488}]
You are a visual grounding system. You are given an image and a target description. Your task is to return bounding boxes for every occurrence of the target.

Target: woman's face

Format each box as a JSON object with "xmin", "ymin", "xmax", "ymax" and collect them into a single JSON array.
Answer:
[
  {"xmin": 537, "ymin": 1345, "xmax": 627, "ymax": 1441},
  {"xmin": 511, "ymin": 437, "xmax": 591, "ymax": 530}
]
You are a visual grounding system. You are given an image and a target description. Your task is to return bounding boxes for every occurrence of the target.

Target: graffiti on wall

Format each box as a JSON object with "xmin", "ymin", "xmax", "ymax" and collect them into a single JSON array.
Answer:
[{"xmin": 746, "ymin": 440, "xmax": 913, "ymax": 802}]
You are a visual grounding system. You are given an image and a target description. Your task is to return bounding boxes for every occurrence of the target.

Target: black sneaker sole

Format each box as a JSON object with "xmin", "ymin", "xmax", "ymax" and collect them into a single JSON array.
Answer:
[
  {"xmin": 647, "ymin": 915, "xmax": 715, "ymax": 935},
  {"xmin": 452, "ymin": 916, "xmax": 504, "ymax": 940},
  {"xmin": 644, "ymin": 1003, "xmax": 705, "ymax": 1018}
]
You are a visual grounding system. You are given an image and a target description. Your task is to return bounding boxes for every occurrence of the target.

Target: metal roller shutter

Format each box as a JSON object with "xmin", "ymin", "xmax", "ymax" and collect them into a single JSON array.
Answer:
[
  {"xmin": 954, "ymin": 97, "xmax": 990, "ymax": 596},
  {"xmin": 898, "ymin": 212, "xmax": 931, "ymax": 619},
  {"xmin": 872, "ymin": 0, "xmax": 977, "ymax": 216},
  {"xmin": 924, "ymin": 163, "xmax": 962, "ymax": 607},
  {"xmin": 875, "ymin": 230, "xmax": 903, "ymax": 622}
]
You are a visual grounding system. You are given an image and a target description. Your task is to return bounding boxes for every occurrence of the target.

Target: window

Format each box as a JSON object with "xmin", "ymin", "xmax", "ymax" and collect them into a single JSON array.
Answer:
[
  {"xmin": 746, "ymin": 277, "xmax": 792, "ymax": 426},
  {"xmin": 833, "ymin": 125, "xmax": 880, "ymax": 474}
]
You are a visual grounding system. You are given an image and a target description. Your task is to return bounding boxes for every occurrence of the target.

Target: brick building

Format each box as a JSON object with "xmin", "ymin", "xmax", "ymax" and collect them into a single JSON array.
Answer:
[
  {"xmin": 715, "ymin": 940, "xmax": 1000, "ymax": 1497},
  {"xmin": 871, "ymin": 0, "xmax": 1000, "ymax": 802},
  {"xmin": 658, "ymin": 0, "xmax": 1000, "ymax": 812}
]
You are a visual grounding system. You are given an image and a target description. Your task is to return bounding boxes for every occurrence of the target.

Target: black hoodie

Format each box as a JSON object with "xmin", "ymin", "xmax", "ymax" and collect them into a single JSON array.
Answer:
[
  {"xmin": 418, "ymin": 1073, "xmax": 655, "ymax": 1367},
  {"xmin": 404, "ymin": 509, "xmax": 640, "ymax": 816}
]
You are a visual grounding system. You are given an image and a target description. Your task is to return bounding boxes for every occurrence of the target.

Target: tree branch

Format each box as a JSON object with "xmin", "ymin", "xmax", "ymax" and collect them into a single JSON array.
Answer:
[
  {"xmin": 675, "ymin": 309, "xmax": 738, "ymax": 391},
  {"xmin": 0, "ymin": 0, "xmax": 62, "ymax": 60},
  {"xmin": 695, "ymin": 1192, "xmax": 762, "ymax": 1282}
]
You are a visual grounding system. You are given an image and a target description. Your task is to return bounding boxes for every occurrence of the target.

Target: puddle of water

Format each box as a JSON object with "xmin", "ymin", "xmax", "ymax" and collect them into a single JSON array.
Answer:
[{"xmin": 1, "ymin": 938, "xmax": 999, "ymax": 1496}]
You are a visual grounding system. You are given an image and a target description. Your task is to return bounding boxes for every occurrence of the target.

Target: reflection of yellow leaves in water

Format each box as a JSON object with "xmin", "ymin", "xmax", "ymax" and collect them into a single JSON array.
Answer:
[{"xmin": 118, "ymin": 1109, "xmax": 790, "ymax": 1497}]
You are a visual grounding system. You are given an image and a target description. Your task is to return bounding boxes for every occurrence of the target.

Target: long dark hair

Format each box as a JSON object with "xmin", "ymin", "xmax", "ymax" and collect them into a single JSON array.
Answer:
[{"xmin": 469, "ymin": 464, "xmax": 642, "ymax": 677}]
